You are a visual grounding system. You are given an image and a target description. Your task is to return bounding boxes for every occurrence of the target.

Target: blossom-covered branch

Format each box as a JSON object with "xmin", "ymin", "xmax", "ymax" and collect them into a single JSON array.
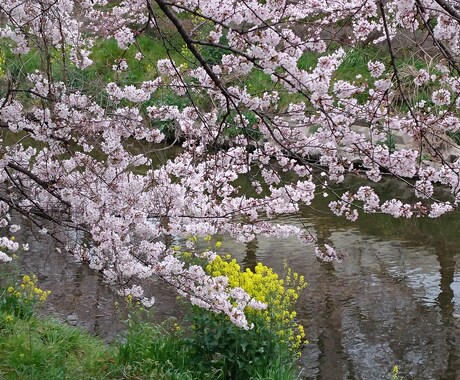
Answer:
[{"xmin": 1, "ymin": 0, "xmax": 460, "ymax": 327}]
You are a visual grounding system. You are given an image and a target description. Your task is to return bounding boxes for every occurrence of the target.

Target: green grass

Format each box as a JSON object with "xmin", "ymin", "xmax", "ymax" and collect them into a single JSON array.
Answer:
[
  {"xmin": 0, "ymin": 310, "xmax": 212, "ymax": 380},
  {"xmin": 116, "ymin": 321, "xmax": 218, "ymax": 380},
  {"xmin": 0, "ymin": 33, "xmax": 187, "ymax": 103},
  {"xmin": 0, "ymin": 27, "xmax": 445, "ymax": 137},
  {"xmin": 0, "ymin": 311, "xmax": 114, "ymax": 380},
  {"xmin": 0, "ymin": 309, "xmax": 300, "ymax": 380}
]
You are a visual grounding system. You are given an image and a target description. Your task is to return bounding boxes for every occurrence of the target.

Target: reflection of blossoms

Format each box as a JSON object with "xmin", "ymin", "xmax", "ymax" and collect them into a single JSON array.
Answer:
[{"xmin": 315, "ymin": 244, "xmax": 347, "ymax": 262}]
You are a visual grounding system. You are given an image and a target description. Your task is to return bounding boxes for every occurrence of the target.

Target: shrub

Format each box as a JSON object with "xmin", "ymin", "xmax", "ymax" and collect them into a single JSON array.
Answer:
[{"xmin": 187, "ymin": 255, "xmax": 307, "ymax": 380}]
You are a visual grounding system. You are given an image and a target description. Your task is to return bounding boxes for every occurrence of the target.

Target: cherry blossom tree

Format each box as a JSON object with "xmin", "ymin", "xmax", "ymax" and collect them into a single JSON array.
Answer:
[{"xmin": 1, "ymin": 0, "xmax": 460, "ymax": 327}]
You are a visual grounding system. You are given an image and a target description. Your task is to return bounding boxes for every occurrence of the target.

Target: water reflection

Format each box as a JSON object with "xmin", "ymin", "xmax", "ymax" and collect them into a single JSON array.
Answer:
[
  {"xmin": 243, "ymin": 238, "xmax": 258, "ymax": 271},
  {"xmin": 314, "ymin": 262, "xmax": 354, "ymax": 380},
  {"xmin": 16, "ymin": 220, "xmax": 124, "ymax": 340},
  {"xmin": 435, "ymin": 245, "xmax": 459, "ymax": 380}
]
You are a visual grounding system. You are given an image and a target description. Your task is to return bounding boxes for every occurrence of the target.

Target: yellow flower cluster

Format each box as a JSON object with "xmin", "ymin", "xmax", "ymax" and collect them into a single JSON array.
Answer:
[
  {"xmin": 7, "ymin": 275, "xmax": 51, "ymax": 303},
  {"xmin": 206, "ymin": 256, "xmax": 307, "ymax": 350}
]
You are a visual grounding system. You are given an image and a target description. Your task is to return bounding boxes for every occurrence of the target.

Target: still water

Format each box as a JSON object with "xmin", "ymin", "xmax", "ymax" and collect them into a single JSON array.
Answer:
[{"xmin": 14, "ymin": 175, "xmax": 460, "ymax": 380}]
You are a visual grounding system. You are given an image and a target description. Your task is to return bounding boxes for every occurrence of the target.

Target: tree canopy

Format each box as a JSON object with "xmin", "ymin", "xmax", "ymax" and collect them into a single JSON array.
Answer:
[{"xmin": 1, "ymin": 0, "xmax": 460, "ymax": 327}]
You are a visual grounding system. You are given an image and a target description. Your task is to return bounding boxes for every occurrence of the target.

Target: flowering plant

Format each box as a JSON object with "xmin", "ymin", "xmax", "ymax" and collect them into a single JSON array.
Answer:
[
  {"xmin": 0, "ymin": 274, "xmax": 50, "ymax": 319},
  {"xmin": 187, "ymin": 254, "xmax": 306, "ymax": 379}
]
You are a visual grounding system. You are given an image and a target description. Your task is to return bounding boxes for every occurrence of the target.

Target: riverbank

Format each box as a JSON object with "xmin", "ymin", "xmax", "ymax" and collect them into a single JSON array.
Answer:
[
  {"xmin": 0, "ymin": 250, "xmax": 306, "ymax": 380},
  {"xmin": 0, "ymin": 294, "xmax": 301, "ymax": 380},
  {"xmin": 0, "ymin": 306, "xmax": 230, "ymax": 380}
]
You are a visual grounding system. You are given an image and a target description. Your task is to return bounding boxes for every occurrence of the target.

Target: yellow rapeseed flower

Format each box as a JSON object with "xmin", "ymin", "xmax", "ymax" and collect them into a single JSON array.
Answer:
[{"xmin": 206, "ymin": 253, "xmax": 307, "ymax": 350}]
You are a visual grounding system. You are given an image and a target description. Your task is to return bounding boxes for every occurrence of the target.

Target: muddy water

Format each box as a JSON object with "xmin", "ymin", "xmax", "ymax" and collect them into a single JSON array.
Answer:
[{"xmin": 13, "ymin": 175, "xmax": 460, "ymax": 380}]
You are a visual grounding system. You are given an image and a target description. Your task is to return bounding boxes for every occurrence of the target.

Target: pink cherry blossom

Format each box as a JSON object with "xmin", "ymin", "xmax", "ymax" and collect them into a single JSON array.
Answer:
[{"xmin": 1, "ymin": 0, "xmax": 460, "ymax": 328}]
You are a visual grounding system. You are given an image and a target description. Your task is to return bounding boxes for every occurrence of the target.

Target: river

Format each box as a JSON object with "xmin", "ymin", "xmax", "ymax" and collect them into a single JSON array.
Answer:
[{"xmin": 12, "ymin": 173, "xmax": 460, "ymax": 380}]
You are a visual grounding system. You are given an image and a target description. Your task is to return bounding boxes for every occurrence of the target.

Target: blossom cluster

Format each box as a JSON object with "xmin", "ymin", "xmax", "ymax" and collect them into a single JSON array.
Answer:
[{"xmin": 1, "ymin": 0, "xmax": 460, "ymax": 327}]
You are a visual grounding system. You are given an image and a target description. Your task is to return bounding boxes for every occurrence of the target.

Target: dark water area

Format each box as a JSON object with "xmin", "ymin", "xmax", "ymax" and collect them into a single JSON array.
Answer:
[{"xmin": 12, "ymin": 174, "xmax": 460, "ymax": 380}]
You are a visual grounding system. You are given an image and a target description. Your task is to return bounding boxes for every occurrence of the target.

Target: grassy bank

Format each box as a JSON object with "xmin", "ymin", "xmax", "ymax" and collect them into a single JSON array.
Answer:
[
  {"xmin": 0, "ymin": 250, "xmax": 305, "ymax": 380},
  {"xmin": 0, "ymin": 310, "xmax": 114, "ymax": 379},
  {"xmin": 0, "ymin": 310, "xmax": 219, "ymax": 380},
  {"xmin": 0, "ymin": 298, "xmax": 301, "ymax": 380}
]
